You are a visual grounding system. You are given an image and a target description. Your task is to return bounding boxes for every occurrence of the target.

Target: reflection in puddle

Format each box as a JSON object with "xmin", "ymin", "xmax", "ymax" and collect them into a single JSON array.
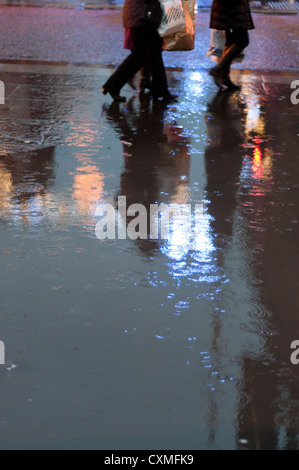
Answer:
[
  {"xmin": 0, "ymin": 70, "xmax": 298, "ymax": 449},
  {"xmin": 72, "ymin": 162, "xmax": 104, "ymax": 221}
]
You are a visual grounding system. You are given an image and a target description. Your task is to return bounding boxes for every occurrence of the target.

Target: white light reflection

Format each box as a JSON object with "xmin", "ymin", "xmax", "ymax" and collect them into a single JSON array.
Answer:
[
  {"xmin": 245, "ymin": 105, "xmax": 265, "ymax": 136},
  {"xmin": 160, "ymin": 207, "xmax": 216, "ymax": 264},
  {"xmin": 184, "ymin": 71, "xmax": 207, "ymax": 100}
]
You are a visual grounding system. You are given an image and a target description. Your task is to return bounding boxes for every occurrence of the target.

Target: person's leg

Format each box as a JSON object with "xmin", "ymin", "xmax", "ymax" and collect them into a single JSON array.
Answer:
[
  {"xmin": 222, "ymin": 30, "xmax": 249, "ymax": 89},
  {"xmin": 220, "ymin": 30, "xmax": 243, "ymax": 90},
  {"xmin": 229, "ymin": 29, "xmax": 250, "ymax": 54},
  {"xmin": 140, "ymin": 52, "xmax": 152, "ymax": 91},
  {"xmin": 210, "ymin": 29, "xmax": 249, "ymax": 90},
  {"xmin": 147, "ymin": 29, "xmax": 176, "ymax": 101},
  {"xmin": 103, "ymin": 29, "xmax": 147, "ymax": 101}
]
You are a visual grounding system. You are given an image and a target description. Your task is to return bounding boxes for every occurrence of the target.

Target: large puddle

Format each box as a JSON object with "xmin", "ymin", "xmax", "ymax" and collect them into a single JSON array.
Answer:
[{"xmin": 0, "ymin": 66, "xmax": 298, "ymax": 449}]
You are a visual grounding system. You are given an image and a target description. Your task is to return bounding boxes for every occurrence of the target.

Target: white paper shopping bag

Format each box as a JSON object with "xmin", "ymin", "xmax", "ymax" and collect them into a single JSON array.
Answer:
[
  {"xmin": 164, "ymin": 0, "xmax": 195, "ymax": 51},
  {"xmin": 158, "ymin": 0, "xmax": 186, "ymax": 38}
]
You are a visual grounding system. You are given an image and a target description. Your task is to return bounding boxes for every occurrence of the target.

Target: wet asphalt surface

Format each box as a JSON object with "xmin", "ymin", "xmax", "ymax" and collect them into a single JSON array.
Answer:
[
  {"xmin": 0, "ymin": 9, "xmax": 298, "ymax": 70},
  {"xmin": 0, "ymin": 6, "xmax": 299, "ymax": 451}
]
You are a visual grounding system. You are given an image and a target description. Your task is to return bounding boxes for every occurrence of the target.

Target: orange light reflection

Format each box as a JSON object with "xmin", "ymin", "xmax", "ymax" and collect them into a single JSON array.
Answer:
[{"xmin": 72, "ymin": 164, "xmax": 104, "ymax": 222}]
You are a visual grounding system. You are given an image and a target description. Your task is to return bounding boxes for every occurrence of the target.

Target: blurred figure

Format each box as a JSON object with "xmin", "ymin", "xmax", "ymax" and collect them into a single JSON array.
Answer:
[
  {"xmin": 209, "ymin": 0, "xmax": 255, "ymax": 91},
  {"xmin": 103, "ymin": 0, "xmax": 177, "ymax": 103}
]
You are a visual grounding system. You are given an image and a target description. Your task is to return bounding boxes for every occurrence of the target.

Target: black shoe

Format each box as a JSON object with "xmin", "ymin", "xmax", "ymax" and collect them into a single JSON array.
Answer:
[
  {"xmin": 209, "ymin": 68, "xmax": 224, "ymax": 90},
  {"xmin": 102, "ymin": 88, "xmax": 126, "ymax": 102},
  {"xmin": 222, "ymin": 77, "xmax": 241, "ymax": 91},
  {"xmin": 153, "ymin": 93, "xmax": 178, "ymax": 103},
  {"xmin": 210, "ymin": 43, "xmax": 243, "ymax": 90}
]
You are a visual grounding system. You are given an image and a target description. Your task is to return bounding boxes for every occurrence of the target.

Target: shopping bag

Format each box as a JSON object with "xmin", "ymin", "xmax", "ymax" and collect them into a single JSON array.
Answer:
[
  {"xmin": 206, "ymin": 30, "xmax": 225, "ymax": 62},
  {"xmin": 164, "ymin": 0, "xmax": 195, "ymax": 51},
  {"xmin": 158, "ymin": 0, "xmax": 186, "ymax": 38},
  {"xmin": 206, "ymin": 29, "xmax": 245, "ymax": 63}
]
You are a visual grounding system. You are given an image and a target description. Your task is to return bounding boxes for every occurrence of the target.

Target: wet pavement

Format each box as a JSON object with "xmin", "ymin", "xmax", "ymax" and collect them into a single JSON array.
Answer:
[
  {"xmin": 0, "ymin": 9, "xmax": 298, "ymax": 70},
  {"xmin": 1, "ymin": 0, "xmax": 299, "ymax": 12},
  {"xmin": 0, "ymin": 58, "xmax": 298, "ymax": 450}
]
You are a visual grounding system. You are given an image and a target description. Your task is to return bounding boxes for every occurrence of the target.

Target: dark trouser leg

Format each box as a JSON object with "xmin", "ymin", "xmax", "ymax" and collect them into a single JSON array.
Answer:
[
  {"xmin": 141, "ymin": 51, "xmax": 151, "ymax": 79},
  {"xmin": 210, "ymin": 29, "xmax": 249, "ymax": 89},
  {"xmin": 140, "ymin": 50, "xmax": 152, "ymax": 90},
  {"xmin": 103, "ymin": 29, "xmax": 147, "ymax": 95},
  {"xmin": 222, "ymin": 30, "xmax": 249, "ymax": 89},
  {"xmin": 103, "ymin": 49, "xmax": 146, "ymax": 94},
  {"xmin": 147, "ymin": 29, "xmax": 169, "ymax": 98},
  {"xmin": 221, "ymin": 29, "xmax": 249, "ymax": 71}
]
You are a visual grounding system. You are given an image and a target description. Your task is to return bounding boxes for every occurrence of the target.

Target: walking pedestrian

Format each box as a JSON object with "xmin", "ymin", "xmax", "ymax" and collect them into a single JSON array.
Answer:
[
  {"xmin": 102, "ymin": 0, "xmax": 177, "ymax": 102},
  {"xmin": 209, "ymin": 0, "xmax": 255, "ymax": 90}
]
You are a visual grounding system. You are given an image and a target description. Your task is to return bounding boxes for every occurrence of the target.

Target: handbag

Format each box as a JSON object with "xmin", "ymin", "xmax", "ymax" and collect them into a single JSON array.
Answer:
[
  {"xmin": 158, "ymin": 0, "xmax": 186, "ymax": 38},
  {"xmin": 164, "ymin": 0, "xmax": 195, "ymax": 51},
  {"xmin": 141, "ymin": 0, "xmax": 163, "ymax": 29}
]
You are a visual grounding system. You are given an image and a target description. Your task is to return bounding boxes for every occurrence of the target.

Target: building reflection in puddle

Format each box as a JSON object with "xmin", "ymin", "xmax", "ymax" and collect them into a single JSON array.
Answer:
[
  {"xmin": 0, "ymin": 165, "xmax": 13, "ymax": 212},
  {"xmin": 0, "ymin": 150, "xmax": 105, "ymax": 230},
  {"xmin": 0, "ymin": 146, "xmax": 56, "ymax": 227},
  {"xmin": 72, "ymin": 161, "xmax": 104, "ymax": 223}
]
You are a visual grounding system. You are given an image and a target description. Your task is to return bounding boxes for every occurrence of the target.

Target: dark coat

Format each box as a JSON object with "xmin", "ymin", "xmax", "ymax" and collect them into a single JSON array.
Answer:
[
  {"xmin": 123, "ymin": 0, "xmax": 145, "ymax": 29},
  {"xmin": 210, "ymin": 0, "xmax": 255, "ymax": 31}
]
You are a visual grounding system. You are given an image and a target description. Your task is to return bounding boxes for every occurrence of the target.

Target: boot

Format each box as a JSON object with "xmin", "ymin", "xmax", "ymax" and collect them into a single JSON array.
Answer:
[
  {"xmin": 221, "ymin": 47, "xmax": 241, "ymax": 91},
  {"xmin": 102, "ymin": 88, "xmax": 127, "ymax": 102},
  {"xmin": 209, "ymin": 43, "xmax": 243, "ymax": 90},
  {"xmin": 222, "ymin": 73, "xmax": 241, "ymax": 91},
  {"xmin": 153, "ymin": 92, "xmax": 178, "ymax": 103}
]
